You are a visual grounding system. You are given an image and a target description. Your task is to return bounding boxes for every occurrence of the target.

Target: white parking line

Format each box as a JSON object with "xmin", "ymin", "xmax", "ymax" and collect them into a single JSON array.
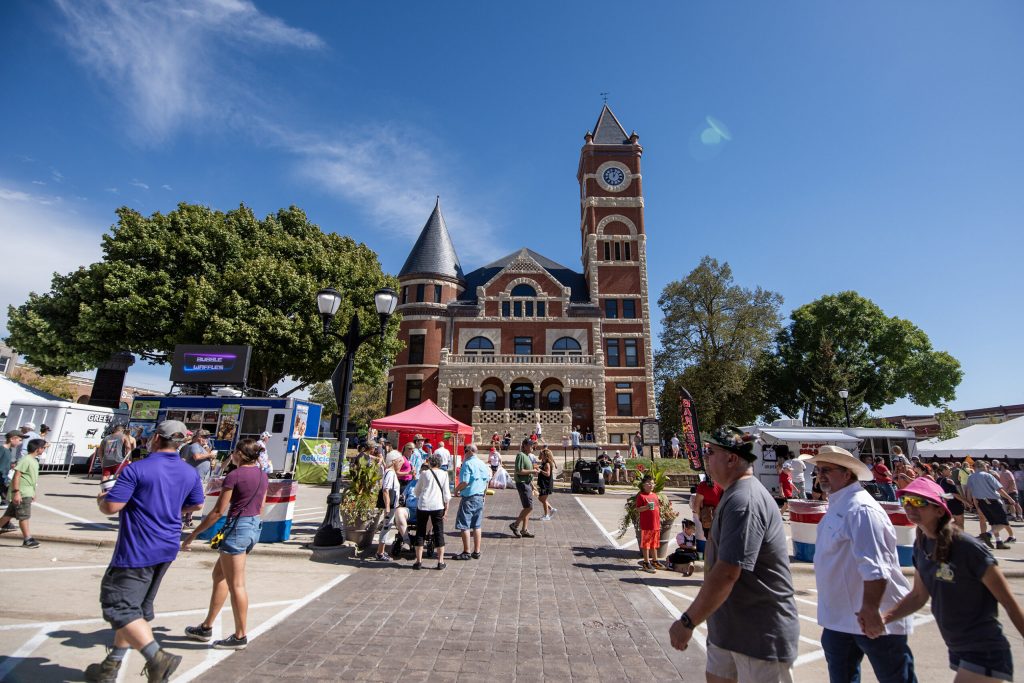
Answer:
[
  {"xmin": 0, "ymin": 600, "xmax": 298, "ymax": 632},
  {"xmin": 0, "ymin": 564, "xmax": 109, "ymax": 573},
  {"xmin": 648, "ymin": 586, "xmax": 707, "ymax": 652},
  {"xmin": 32, "ymin": 501, "xmax": 111, "ymax": 529},
  {"xmin": 0, "ymin": 627, "xmax": 50, "ymax": 680},
  {"xmin": 573, "ymin": 496, "xmax": 638, "ymax": 549}
]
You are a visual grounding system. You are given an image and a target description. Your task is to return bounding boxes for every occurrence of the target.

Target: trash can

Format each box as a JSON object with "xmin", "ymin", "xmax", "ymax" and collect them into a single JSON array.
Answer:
[
  {"xmin": 196, "ymin": 477, "xmax": 298, "ymax": 543},
  {"xmin": 789, "ymin": 500, "xmax": 828, "ymax": 562},
  {"xmin": 880, "ymin": 501, "xmax": 915, "ymax": 567}
]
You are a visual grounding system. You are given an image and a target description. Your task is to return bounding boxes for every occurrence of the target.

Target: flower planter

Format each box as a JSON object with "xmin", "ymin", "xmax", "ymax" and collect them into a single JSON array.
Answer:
[{"xmin": 341, "ymin": 510, "xmax": 380, "ymax": 548}]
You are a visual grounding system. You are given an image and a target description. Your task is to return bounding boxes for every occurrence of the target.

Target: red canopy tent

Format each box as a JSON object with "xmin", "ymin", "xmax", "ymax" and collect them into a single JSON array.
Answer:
[{"xmin": 371, "ymin": 400, "xmax": 475, "ymax": 467}]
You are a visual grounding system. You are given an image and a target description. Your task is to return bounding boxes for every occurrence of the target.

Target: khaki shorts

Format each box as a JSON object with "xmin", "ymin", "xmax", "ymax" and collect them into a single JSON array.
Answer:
[
  {"xmin": 706, "ymin": 642, "xmax": 794, "ymax": 683},
  {"xmin": 3, "ymin": 496, "xmax": 33, "ymax": 521}
]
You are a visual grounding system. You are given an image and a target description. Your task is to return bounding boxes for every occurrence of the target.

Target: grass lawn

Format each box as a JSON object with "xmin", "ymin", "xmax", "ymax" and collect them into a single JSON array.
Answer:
[{"xmin": 625, "ymin": 457, "xmax": 697, "ymax": 474}]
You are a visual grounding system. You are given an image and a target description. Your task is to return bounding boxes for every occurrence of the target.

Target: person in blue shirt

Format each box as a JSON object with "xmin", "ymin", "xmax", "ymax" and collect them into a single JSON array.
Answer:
[
  {"xmin": 85, "ymin": 420, "xmax": 204, "ymax": 683},
  {"xmin": 453, "ymin": 444, "xmax": 492, "ymax": 560}
]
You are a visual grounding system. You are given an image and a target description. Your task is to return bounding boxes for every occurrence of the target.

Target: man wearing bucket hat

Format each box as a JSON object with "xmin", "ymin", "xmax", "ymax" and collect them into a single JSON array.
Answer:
[
  {"xmin": 883, "ymin": 476, "xmax": 1024, "ymax": 682},
  {"xmin": 669, "ymin": 426, "xmax": 799, "ymax": 681},
  {"xmin": 807, "ymin": 445, "xmax": 916, "ymax": 683}
]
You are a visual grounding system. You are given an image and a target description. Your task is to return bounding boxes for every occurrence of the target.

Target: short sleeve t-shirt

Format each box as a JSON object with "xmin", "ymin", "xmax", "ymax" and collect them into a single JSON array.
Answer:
[
  {"xmin": 223, "ymin": 466, "xmax": 269, "ymax": 518},
  {"xmin": 8, "ymin": 455, "xmax": 39, "ymax": 499},
  {"xmin": 636, "ymin": 492, "xmax": 660, "ymax": 531},
  {"xmin": 705, "ymin": 477, "xmax": 800, "ymax": 662},
  {"xmin": 967, "ymin": 471, "xmax": 1003, "ymax": 500},
  {"xmin": 105, "ymin": 451, "xmax": 205, "ymax": 568},
  {"xmin": 873, "ymin": 463, "xmax": 893, "ymax": 484},
  {"xmin": 459, "ymin": 457, "xmax": 491, "ymax": 497},
  {"xmin": 184, "ymin": 443, "xmax": 211, "ymax": 478},
  {"xmin": 696, "ymin": 480, "xmax": 723, "ymax": 508},
  {"xmin": 514, "ymin": 451, "xmax": 533, "ymax": 484},
  {"xmin": 914, "ymin": 533, "xmax": 1008, "ymax": 653}
]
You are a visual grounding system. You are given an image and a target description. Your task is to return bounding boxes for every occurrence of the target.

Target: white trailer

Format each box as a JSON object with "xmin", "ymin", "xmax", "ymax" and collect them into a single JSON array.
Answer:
[{"xmin": 4, "ymin": 400, "xmax": 129, "ymax": 472}]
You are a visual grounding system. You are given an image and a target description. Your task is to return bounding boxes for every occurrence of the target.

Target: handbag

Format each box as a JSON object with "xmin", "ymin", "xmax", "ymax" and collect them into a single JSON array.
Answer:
[{"xmin": 210, "ymin": 471, "xmax": 263, "ymax": 549}]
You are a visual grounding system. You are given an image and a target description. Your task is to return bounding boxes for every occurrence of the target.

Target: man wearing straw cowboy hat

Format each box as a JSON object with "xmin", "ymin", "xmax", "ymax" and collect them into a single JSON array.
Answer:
[
  {"xmin": 805, "ymin": 444, "xmax": 917, "ymax": 683},
  {"xmin": 669, "ymin": 426, "xmax": 799, "ymax": 682}
]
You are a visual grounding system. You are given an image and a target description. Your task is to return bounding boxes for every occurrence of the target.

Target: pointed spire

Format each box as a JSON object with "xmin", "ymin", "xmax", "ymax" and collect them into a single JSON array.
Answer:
[
  {"xmin": 398, "ymin": 197, "xmax": 464, "ymax": 280},
  {"xmin": 591, "ymin": 104, "xmax": 630, "ymax": 144}
]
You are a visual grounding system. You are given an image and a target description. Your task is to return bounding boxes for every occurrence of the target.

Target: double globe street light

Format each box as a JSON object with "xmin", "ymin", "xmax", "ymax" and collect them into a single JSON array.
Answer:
[{"xmin": 312, "ymin": 286, "xmax": 398, "ymax": 547}]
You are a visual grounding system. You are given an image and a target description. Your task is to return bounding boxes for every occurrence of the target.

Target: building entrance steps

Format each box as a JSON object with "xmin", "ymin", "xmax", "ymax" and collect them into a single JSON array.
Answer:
[{"xmin": 202, "ymin": 487, "xmax": 703, "ymax": 681}]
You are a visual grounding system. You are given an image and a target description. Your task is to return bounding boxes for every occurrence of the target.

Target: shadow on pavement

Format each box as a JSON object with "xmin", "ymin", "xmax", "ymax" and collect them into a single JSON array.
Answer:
[
  {"xmin": 47, "ymin": 628, "xmax": 109, "ymax": 650},
  {"xmin": 0, "ymin": 657, "xmax": 84, "ymax": 683}
]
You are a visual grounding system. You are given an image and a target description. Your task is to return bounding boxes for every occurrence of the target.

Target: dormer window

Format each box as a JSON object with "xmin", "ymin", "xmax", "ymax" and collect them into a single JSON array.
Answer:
[{"xmin": 502, "ymin": 282, "xmax": 546, "ymax": 318}]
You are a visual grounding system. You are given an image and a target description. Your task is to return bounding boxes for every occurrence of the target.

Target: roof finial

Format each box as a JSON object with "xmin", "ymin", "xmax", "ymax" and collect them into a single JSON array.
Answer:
[{"xmin": 600, "ymin": 91, "xmax": 609, "ymax": 104}]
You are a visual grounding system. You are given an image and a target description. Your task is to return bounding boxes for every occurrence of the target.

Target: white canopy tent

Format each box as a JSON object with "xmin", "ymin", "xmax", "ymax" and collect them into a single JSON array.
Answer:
[
  {"xmin": 0, "ymin": 375, "xmax": 65, "ymax": 425},
  {"xmin": 917, "ymin": 417, "xmax": 1024, "ymax": 460}
]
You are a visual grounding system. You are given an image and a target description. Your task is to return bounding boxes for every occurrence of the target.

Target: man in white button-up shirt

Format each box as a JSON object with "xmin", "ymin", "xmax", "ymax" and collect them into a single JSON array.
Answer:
[{"xmin": 808, "ymin": 445, "xmax": 917, "ymax": 683}]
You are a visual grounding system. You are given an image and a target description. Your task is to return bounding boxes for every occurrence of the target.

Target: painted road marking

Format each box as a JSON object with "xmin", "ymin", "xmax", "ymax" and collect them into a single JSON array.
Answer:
[
  {"xmin": 32, "ymin": 501, "xmax": 112, "ymax": 529},
  {"xmin": 574, "ymin": 496, "xmax": 638, "ymax": 549},
  {"xmin": 0, "ymin": 564, "xmax": 109, "ymax": 573}
]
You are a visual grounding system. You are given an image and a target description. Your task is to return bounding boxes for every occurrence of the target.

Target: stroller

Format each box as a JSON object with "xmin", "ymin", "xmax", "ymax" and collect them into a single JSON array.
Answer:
[{"xmin": 391, "ymin": 479, "xmax": 436, "ymax": 559}]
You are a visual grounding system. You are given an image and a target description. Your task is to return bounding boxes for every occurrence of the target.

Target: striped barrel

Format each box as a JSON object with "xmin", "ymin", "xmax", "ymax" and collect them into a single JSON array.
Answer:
[
  {"xmin": 197, "ymin": 478, "xmax": 298, "ymax": 543},
  {"xmin": 789, "ymin": 500, "xmax": 828, "ymax": 562},
  {"xmin": 881, "ymin": 502, "xmax": 915, "ymax": 567}
]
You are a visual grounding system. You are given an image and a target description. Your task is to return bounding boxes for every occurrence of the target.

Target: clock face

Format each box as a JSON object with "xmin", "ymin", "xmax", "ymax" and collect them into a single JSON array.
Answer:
[{"xmin": 602, "ymin": 167, "xmax": 625, "ymax": 186}]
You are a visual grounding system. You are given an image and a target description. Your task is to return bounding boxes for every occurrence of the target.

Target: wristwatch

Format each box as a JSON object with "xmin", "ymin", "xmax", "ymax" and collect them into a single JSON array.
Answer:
[{"xmin": 679, "ymin": 612, "xmax": 696, "ymax": 630}]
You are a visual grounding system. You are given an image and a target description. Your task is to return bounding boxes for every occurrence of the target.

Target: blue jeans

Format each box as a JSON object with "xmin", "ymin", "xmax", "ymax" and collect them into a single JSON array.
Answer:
[
  {"xmin": 220, "ymin": 516, "xmax": 262, "ymax": 555},
  {"xmin": 821, "ymin": 629, "xmax": 916, "ymax": 683}
]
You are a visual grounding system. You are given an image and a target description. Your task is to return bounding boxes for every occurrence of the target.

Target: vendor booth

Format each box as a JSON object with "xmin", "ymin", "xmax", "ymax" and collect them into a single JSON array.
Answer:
[
  {"xmin": 371, "ymin": 400, "xmax": 474, "ymax": 471},
  {"xmin": 918, "ymin": 416, "xmax": 1024, "ymax": 460}
]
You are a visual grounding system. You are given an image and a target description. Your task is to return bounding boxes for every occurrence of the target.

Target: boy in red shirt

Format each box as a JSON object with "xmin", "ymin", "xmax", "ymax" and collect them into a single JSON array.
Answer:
[
  {"xmin": 779, "ymin": 461, "xmax": 795, "ymax": 515},
  {"xmin": 636, "ymin": 474, "xmax": 661, "ymax": 573}
]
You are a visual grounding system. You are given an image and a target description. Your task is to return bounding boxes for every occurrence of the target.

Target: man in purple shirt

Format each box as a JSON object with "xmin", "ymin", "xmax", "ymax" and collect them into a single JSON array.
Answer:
[{"xmin": 85, "ymin": 420, "xmax": 204, "ymax": 683}]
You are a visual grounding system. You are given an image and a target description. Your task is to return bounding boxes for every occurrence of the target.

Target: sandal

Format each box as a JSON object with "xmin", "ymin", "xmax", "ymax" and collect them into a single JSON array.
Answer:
[{"xmin": 453, "ymin": 552, "xmax": 472, "ymax": 560}]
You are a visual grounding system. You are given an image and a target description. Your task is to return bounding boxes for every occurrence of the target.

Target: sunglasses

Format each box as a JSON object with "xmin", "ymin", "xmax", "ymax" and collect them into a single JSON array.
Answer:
[{"xmin": 900, "ymin": 495, "xmax": 932, "ymax": 509}]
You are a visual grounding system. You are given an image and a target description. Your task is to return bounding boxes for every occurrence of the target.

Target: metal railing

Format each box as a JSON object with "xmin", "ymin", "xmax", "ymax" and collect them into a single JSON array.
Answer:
[{"xmin": 37, "ymin": 440, "xmax": 76, "ymax": 475}]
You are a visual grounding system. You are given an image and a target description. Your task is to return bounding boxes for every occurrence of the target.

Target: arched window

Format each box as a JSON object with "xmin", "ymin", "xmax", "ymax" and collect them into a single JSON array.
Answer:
[
  {"xmin": 551, "ymin": 337, "xmax": 582, "ymax": 355},
  {"xmin": 547, "ymin": 389, "xmax": 563, "ymax": 410},
  {"xmin": 510, "ymin": 284, "xmax": 537, "ymax": 297},
  {"xmin": 464, "ymin": 336, "xmax": 495, "ymax": 355},
  {"xmin": 482, "ymin": 389, "xmax": 498, "ymax": 410}
]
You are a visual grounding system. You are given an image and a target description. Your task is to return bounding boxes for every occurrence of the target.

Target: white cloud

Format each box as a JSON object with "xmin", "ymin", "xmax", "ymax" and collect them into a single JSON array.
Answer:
[
  {"xmin": 161, "ymin": 184, "xmax": 172, "ymax": 191},
  {"xmin": 0, "ymin": 184, "xmax": 105, "ymax": 336},
  {"xmin": 130, "ymin": 179, "xmax": 150, "ymax": 190},
  {"xmin": 53, "ymin": 0, "xmax": 323, "ymax": 142},
  {"xmin": 0, "ymin": 187, "xmax": 62, "ymax": 206},
  {"xmin": 51, "ymin": 169, "xmax": 64, "ymax": 183},
  {"xmin": 31, "ymin": 180, "xmax": 46, "ymax": 186},
  {"xmin": 105, "ymin": 187, "xmax": 119, "ymax": 194}
]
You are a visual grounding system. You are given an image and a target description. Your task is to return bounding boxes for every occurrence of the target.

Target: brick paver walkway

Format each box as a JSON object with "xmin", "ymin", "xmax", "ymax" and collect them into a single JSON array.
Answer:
[{"xmin": 203, "ymin": 488, "xmax": 702, "ymax": 681}]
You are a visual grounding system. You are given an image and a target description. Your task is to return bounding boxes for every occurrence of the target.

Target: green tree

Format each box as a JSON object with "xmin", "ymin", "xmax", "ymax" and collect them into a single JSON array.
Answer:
[
  {"xmin": 655, "ymin": 256, "xmax": 783, "ymax": 432},
  {"xmin": 935, "ymin": 405, "xmax": 961, "ymax": 441},
  {"xmin": 308, "ymin": 376, "xmax": 387, "ymax": 430},
  {"xmin": 764, "ymin": 291, "xmax": 962, "ymax": 424},
  {"xmin": 5, "ymin": 203, "xmax": 402, "ymax": 392}
]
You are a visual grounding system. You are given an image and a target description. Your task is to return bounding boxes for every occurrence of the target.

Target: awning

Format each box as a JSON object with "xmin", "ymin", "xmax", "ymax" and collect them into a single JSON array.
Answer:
[
  {"xmin": 759, "ymin": 429, "xmax": 861, "ymax": 445},
  {"xmin": 918, "ymin": 417, "xmax": 1024, "ymax": 460}
]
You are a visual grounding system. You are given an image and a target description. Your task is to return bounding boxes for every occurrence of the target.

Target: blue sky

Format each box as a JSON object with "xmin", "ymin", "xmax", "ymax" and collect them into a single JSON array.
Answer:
[{"xmin": 0, "ymin": 1, "xmax": 1021, "ymax": 416}]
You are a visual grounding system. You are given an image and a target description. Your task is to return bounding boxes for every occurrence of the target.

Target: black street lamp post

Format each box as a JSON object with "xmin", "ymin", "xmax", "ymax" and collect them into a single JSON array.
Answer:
[
  {"xmin": 838, "ymin": 388, "xmax": 852, "ymax": 428},
  {"xmin": 312, "ymin": 286, "xmax": 398, "ymax": 548}
]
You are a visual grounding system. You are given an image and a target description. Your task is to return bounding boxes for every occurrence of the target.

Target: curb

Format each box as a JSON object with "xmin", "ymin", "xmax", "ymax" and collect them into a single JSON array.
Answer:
[{"xmin": 26, "ymin": 533, "xmax": 344, "ymax": 559}]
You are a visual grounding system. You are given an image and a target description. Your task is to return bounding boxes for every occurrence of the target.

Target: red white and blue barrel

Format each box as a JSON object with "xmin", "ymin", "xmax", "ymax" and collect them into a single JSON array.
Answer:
[
  {"xmin": 197, "ymin": 478, "xmax": 298, "ymax": 543},
  {"xmin": 789, "ymin": 499, "xmax": 914, "ymax": 567},
  {"xmin": 789, "ymin": 500, "xmax": 828, "ymax": 562}
]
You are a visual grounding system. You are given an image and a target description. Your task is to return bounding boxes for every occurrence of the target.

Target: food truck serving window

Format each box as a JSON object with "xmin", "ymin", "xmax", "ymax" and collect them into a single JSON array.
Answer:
[
  {"xmin": 272, "ymin": 413, "xmax": 285, "ymax": 433},
  {"xmin": 239, "ymin": 409, "xmax": 268, "ymax": 441},
  {"xmin": 166, "ymin": 410, "xmax": 220, "ymax": 434}
]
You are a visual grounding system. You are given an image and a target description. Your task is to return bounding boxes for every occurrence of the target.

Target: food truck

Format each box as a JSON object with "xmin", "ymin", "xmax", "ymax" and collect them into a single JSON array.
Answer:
[
  {"xmin": 4, "ymin": 399, "xmax": 129, "ymax": 472},
  {"xmin": 127, "ymin": 394, "xmax": 322, "ymax": 472},
  {"xmin": 741, "ymin": 421, "xmax": 918, "ymax": 497}
]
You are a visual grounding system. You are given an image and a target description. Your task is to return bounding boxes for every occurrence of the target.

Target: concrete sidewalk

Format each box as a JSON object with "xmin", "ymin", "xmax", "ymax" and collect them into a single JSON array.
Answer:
[{"xmin": 201, "ymin": 488, "xmax": 704, "ymax": 682}]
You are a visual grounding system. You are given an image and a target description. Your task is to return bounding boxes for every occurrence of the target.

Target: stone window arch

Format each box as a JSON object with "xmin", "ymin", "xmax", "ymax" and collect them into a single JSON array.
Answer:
[
  {"xmin": 551, "ymin": 337, "xmax": 582, "ymax": 356},
  {"xmin": 464, "ymin": 336, "xmax": 495, "ymax": 355}
]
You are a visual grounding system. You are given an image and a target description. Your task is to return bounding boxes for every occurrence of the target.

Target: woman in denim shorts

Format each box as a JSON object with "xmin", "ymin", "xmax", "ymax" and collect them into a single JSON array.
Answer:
[{"xmin": 181, "ymin": 438, "xmax": 269, "ymax": 650}]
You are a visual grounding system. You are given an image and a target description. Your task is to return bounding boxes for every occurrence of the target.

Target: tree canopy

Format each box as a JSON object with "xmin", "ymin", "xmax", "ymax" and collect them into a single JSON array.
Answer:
[
  {"xmin": 763, "ymin": 291, "xmax": 962, "ymax": 425},
  {"xmin": 655, "ymin": 256, "xmax": 783, "ymax": 433},
  {"xmin": 5, "ymin": 203, "xmax": 402, "ymax": 392}
]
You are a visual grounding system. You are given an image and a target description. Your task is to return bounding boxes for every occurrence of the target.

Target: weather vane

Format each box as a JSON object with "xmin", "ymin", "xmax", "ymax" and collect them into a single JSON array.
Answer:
[{"xmin": 600, "ymin": 91, "xmax": 609, "ymax": 104}]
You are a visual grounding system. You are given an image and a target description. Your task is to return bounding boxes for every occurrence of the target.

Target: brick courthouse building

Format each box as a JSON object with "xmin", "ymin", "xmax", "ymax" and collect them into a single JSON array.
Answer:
[{"xmin": 386, "ymin": 106, "xmax": 655, "ymax": 446}]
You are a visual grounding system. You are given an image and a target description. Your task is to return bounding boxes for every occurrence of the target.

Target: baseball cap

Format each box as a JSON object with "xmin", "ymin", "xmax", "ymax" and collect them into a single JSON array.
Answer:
[
  {"xmin": 21, "ymin": 422, "xmax": 36, "ymax": 430},
  {"xmin": 156, "ymin": 420, "xmax": 189, "ymax": 442},
  {"xmin": 195, "ymin": 429, "xmax": 212, "ymax": 437}
]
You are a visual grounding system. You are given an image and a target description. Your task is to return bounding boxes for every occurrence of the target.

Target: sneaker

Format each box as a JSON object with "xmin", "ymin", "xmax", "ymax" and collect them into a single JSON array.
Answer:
[
  {"xmin": 471, "ymin": 552, "xmax": 481, "ymax": 560},
  {"xmin": 22, "ymin": 537, "xmax": 40, "ymax": 549},
  {"xmin": 996, "ymin": 541, "xmax": 1010, "ymax": 550},
  {"xmin": 373, "ymin": 553, "xmax": 393, "ymax": 562},
  {"xmin": 641, "ymin": 561, "xmax": 656, "ymax": 574},
  {"xmin": 540, "ymin": 515, "xmax": 552, "ymax": 521},
  {"xmin": 436, "ymin": 562, "xmax": 447, "ymax": 570},
  {"xmin": 185, "ymin": 624, "xmax": 213, "ymax": 642},
  {"xmin": 453, "ymin": 551, "xmax": 472, "ymax": 560},
  {"xmin": 182, "ymin": 520, "xmax": 194, "ymax": 529},
  {"xmin": 141, "ymin": 648, "xmax": 181, "ymax": 683},
  {"xmin": 412, "ymin": 561, "xmax": 422, "ymax": 570},
  {"xmin": 520, "ymin": 530, "xmax": 535, "ymax": 538},
  {"xmin": 212, "ymin": 634, "xmax": 248, "ymax": 650},
  {"xmin": 978, "ymin": 532, "xmax": 994, "ymax": 549},
  {"xmin": 550, "ymin": 507, "xmax": 557, "ymax": 514},
  {"xmin": 0, "ymin": 523, "xmax": 16, "ymax": 534},
  {"xmin": 390, "ymin": 539, "xmax": 403, "ymax": 558},
  {"xmin": 508, "ymin": 522, "xmax": 521, "ymax": 538},
  {"xmin": 1006, "ymin": 537, "xmax": 1017, "ymax": 544},
  {"xmin": 84, "ymin": 657, "xmax": 121, "ymax": 682},
  {"xmin": 651, "ymin": 561, "xmax": 666, "ymax": 570}
]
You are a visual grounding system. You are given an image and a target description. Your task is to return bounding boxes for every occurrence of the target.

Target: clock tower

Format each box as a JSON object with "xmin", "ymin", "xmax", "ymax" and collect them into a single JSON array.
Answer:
[{"xmin": 577, "ymin": 105, "xmax": 656, "ymax": 442}]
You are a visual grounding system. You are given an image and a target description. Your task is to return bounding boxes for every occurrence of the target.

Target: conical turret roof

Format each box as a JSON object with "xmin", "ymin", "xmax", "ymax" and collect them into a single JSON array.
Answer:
[
  {"xmin": 398, "ymin": 198, "xmax": 464, "ymax": 280},
  {"xmin": 591, "ymin": 104, "xmax": 630, "ymax": 144}
]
